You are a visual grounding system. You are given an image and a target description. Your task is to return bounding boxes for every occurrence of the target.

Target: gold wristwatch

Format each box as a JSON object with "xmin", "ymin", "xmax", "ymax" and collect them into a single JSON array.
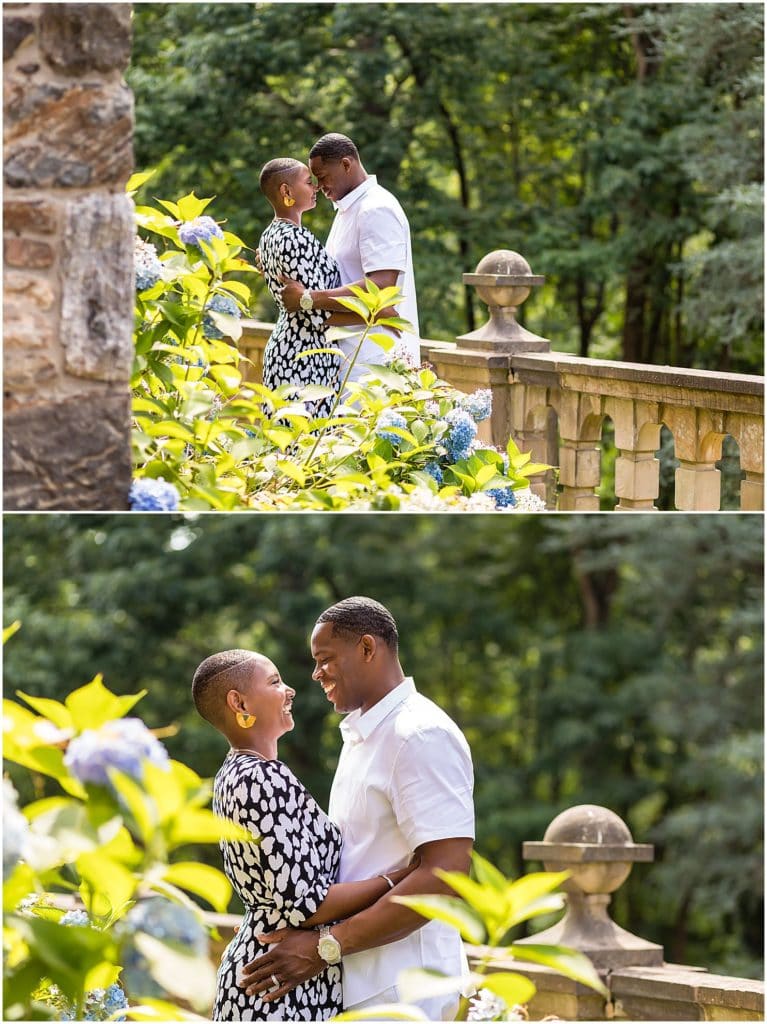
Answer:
[
  {"xmin": 317, "ymin": 925, "xmax": 342, "ymax": 965},
  {"xmin": 299, "ymin": 289, "xmax": 314, "ymax": 312}
]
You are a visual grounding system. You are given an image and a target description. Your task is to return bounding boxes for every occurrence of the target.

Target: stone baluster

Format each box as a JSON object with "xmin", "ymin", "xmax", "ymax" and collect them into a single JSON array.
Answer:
[
  {"xmin": 557, "ymin": 391, "xmax": 602, "ymax": 511},
  {"xmin": 606, "ymin": 398, "xmax": 661, "ymax": 510}
]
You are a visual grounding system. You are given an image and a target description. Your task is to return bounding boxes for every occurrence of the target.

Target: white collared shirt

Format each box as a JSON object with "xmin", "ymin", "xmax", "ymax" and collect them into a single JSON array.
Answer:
[
  {"xmin": 325, "ymin": 176, "xmax": 421, "ymax": 380},
  {"xmin": 328, "ymin": 677, "xmax": 475, "ymax": 1007}
]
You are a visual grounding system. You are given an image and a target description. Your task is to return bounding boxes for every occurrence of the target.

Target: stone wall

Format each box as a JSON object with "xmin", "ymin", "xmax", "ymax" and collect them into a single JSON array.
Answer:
[{"xmin": 3, "ymin": 3, "xmax": 134, "ymax": 510}]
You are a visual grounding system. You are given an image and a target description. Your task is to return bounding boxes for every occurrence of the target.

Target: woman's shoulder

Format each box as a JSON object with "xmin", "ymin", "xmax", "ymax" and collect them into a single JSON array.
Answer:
[{"xmin": 217, "ymin": 753, "xmax": 306, "ymax": 792}]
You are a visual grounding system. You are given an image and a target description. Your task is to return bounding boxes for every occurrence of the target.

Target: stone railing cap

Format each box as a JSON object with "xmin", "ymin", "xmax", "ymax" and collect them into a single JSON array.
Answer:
[
  {"xmin": 523, "ymin": 841, "xmax": 655, "ymax": 862},
  {"xmin": 463, "ymin": 273, "xmax": 545, "ymax": 287}
]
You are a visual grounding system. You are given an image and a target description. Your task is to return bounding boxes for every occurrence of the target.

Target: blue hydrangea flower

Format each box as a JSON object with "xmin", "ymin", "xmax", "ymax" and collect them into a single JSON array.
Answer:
[
  {"xmin": 63, "ymin": 718, "xmax": 170, "ymax": 787},
  {"xmin": 459, "ymin": 388, "xmax": 492, "ymax": 423},
  {"xmin": 134, "ymin": 237, "xmax": 163, "ymax": 292},
  {"xmin": 45, "ymin": 983, "xmax": 127, "ymax": 1022},
  {"xmin": 129, "ymin": 478, "xmax": 180, "ymax": 512},
  {"xmin": 178, "ymin": 215, "xmax": 224, "ymax": 247},
  {"xmin": 119, "ymin": 898, "xmax": 208, "ymax": 998},
  {"xmin": 60, "ymin": 909, "xmax": 90, "ymax": 927},
  {"xmin": 423, "ymin": 462, "xmax": 443, "ymax": 485},
  {"xmin": 203, "ymin": 293, "xmax": 241, "ymax": 340},
  {"xmin": 443, "ymin": 409, "xmax": 477, "ymax": 462},
  {"xmin": 487, "ymin": 486, "xmax": 517, "ymax": 509},
  {"xmin": 375, "ymin": 409, "xmax": 408, "ymax": 446},
  {"xmin": 3, "ymin": 779, "xmax": 29, "ymax": 877}
]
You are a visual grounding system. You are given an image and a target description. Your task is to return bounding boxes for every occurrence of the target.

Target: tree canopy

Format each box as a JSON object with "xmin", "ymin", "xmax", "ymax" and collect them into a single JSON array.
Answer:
[
  {"xmin": 3, "ymin": 513, "xmax": 762, "ymax": 977},
  {"xmin": 128, "ymin": 3, "xmax": 763, "ymax": 371}
]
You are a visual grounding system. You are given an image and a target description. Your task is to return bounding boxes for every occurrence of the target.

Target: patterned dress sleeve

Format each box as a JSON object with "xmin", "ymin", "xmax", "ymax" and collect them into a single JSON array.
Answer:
[{"xmin": 224, "ymin": 759, "xmax": 339, "ymax": 927}]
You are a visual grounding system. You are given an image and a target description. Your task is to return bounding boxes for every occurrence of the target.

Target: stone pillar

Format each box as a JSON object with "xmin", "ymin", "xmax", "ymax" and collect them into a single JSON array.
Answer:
[
  {"xmin": 3, "ymin": 3, "xmax": 134, "ymax": 510},
  {"xmin": 426, "ymin": 250, "xmax": 551, "ymax": 489}
]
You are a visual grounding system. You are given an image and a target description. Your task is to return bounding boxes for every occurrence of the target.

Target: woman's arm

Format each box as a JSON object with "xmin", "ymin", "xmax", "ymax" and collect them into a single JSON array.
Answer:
[{"xmin": 300, "ymin": 863, "xmax": 415, "ymax": 928}]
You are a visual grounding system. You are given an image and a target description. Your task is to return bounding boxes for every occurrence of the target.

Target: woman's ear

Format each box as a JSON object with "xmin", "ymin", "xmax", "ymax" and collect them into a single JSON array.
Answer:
[{"xmin": 225, "ymin": 688, "xmax": 244, "ymax": 714}]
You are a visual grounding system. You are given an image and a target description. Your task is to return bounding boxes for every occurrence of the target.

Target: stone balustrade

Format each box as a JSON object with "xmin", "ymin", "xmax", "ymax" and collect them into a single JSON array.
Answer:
[{"xmin": 239, "ymin": 284, "xmax": 764, "ymax": 512}]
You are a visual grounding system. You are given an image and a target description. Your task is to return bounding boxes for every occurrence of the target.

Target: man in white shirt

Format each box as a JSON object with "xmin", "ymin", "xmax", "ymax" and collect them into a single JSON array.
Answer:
[
  {"xmin": 239, "ymin": 596, "xmax": 475, "ymax": 1020},
  {"xmin": 280, "ymin": 133, "xmax": 421, "ymax": 380}
]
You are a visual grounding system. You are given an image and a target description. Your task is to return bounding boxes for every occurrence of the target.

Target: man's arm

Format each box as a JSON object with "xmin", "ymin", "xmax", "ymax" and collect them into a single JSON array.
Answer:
[
  {"xmin": 280, "ymin": 269, "xmax": 399, "ymax": 313},
  {"xmin": 239, "ymin": 835, "xmax": 472, "ymax": 1001}
]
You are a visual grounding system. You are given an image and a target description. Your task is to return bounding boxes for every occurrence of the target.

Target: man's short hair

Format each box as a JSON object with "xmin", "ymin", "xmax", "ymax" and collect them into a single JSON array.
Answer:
[
  {"xmin": 259, "ymin": 157, "xmax": 304, "ymax": 198},
  {"xmin": 316, "ymin": 596, "xmax": 398, "ymax": 652},
  {"xmin": 309, "ymin": 133, "xmax": 360, "ymax": 164},
  {"xmin": 192, "ymin": 649, "xmax": 258, "ymax": 724}
]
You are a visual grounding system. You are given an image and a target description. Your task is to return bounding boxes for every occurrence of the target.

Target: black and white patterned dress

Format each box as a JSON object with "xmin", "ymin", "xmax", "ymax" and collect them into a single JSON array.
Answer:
[
  {"xmin": 213, "ymin": 751, "xmax": 343, "ymax": 1021},
  {"xmin": 259, "ymin": 219, "xmax": 342, "ymax": 418}
]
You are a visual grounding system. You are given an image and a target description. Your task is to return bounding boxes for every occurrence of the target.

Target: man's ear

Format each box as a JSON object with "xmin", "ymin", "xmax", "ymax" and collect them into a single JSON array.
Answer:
[
  {"xmin": 359, "ymin": 634, "xmax": 377, "ymax": 661},
  {"xmin": 342, "ymin": 156, "xmax": 354, "ymax": 174}
]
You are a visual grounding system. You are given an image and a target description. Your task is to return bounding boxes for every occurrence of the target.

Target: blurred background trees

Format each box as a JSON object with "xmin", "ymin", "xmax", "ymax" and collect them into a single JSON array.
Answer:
[
  {"xmin": 127, "ymin": 2, "xmax": 763, "ymax": 371},
  {"xmin": 3, "ymin": 513, "xmax": 763, "ymax": 977}
]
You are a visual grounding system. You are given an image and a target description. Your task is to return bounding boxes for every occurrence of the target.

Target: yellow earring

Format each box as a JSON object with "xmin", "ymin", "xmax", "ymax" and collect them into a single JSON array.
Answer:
[
  {"xmin": 283, "ymin": 195, "xmax": 295, "ymax": 208},
  {"xmin": 236, "ymin": 712, "xmax": 256, "ymax": 729}
]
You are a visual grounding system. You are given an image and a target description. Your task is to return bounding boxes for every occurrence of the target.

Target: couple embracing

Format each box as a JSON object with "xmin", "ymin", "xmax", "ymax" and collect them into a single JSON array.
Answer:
[
  {"xmin": 258, "ymin": 134, "xmax": 421, "ymax": 416},
  {"xmin": 192, "ymin": 596, "xmax": 475, "ymax": 1021}
]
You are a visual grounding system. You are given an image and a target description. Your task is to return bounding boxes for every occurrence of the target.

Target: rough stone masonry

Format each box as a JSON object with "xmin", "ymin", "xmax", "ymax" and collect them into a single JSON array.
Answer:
[{"xmin": 3, "ymin": 3, "xmax": 134, "ymax": 509}]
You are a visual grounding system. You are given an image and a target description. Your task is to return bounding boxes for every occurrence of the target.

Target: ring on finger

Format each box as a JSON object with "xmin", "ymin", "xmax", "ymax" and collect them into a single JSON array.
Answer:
[{"xmin": 271, "ymin": 974, "xmax": 280, "ymax": 990}]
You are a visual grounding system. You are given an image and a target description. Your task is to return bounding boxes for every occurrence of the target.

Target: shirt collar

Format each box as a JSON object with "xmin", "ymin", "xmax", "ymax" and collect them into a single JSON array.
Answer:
[
  {"xmin": 339, "ymin": 676, "xmax": 415, "ymax": 744},
  {"xmin": 333, "ymin": 174, "xmax": 377, "ymax": 213}
]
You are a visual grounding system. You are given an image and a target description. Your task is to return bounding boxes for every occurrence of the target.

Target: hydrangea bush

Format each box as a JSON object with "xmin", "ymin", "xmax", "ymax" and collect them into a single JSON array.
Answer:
[
  {"xmin": 129, "ymin": 178, "xmax": 549, "ymax": 511},
  {"xmin": 3, "ymin": 648, "xmax": 252, "ymax": 1022}
]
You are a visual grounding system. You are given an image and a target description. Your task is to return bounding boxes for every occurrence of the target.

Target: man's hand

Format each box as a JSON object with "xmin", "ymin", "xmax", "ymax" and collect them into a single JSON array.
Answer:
[
  {"xmin": 238, "ymin": 926, "xmax": 324, "ymax": 1002},
  {"xmin": 279, "ymin": 275, "xmax": 304, "ymax": 312}
]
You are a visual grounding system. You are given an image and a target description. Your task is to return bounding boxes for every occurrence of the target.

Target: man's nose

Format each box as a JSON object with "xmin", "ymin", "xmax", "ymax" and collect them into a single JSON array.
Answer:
[{"xmin": 311, "ymin": 665, "xmax": 321, "ymax": 681}]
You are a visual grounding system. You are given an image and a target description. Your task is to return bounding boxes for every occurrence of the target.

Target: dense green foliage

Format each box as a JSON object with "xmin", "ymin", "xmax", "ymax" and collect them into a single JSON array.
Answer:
[
  {"xmin": 3, "ymin": 514, "xmax": 762, "ymax": 978},
  {"xmin": 128, "ymin": 3, "xmax": 763, "ymax": 371}
]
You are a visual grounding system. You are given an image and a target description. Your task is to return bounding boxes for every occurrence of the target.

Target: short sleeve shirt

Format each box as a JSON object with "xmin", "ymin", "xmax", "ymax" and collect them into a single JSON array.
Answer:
[
  {"xmin": 326, "ymin": 177, "xmax": 421, "ymax": 375},
  {"xmin": 328, "ymin": 677, "xmax": 475, "ymax": 1007}
]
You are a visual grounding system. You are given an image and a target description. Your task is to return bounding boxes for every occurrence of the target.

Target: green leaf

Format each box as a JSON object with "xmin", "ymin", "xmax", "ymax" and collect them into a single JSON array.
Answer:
[
  {"xmin": 208, "ymin": 364, "xmax": 242, "ymax": 394},
  {"xmin": 64, "ymin": 675, "xmax": 148, "ymax": 731},
  {"xmin": 108, "ymin": 767, "xmax": 155, "ymax": 844},
  {"xmin": 160, "ymin": 862, "xmax": 232, "ymax": 913},
  {"xmin": 146, "ymin": 420, "xmax": 196, "ymax": 442},
  {"xmin": 336, "ymin": 295, "xmax": 371, "ymax": 318},
  {"xmin": 15, "ymin": 691, "xmax": 73, "ymax": 730},
  {"xmin": 175, "ymin": 191, "xmax": 215, "ymax": 221},
  {"xmin": 472, "ymin": 851, "xmax": 510, "ymax": 892},
  {"xmin": 507, "ymin": 943, "xmax": 608, "ymax": 996},
  {"xmin": 133, "ymin": 932, "xmax": 217, "ymax": 1011},
  {"xmin": 366, "ymin": 331, "xmax": 396, "ymax": 352},
  {"xmin": 166, "ymin": 808, "xmax": 255, "ymax": 848},
  {"xmin": 277, "ymin": 460, "xmax": 306, "ymax": 486},
  {"xmin": 391, "ymin": 894, "xmax": 486, "ymax": 943},
  {"xmin": 123, "ymin": 997, "xmax": 211, "ymax": 1021},
  {"xmin": 3, "ymin": 862, "xmax": 37, "ymax": 912},
  {"xmin": 3, "ymin": 620, "xmax": 21, "ymax": 643},
  {"xmin": 77, "ymin": 849, "xmax": 138, "ymax": 920},
  {"xmin": 434, "ymin": 868, "xmax": 509, "ymax": 925},
  {"xmin": 218, "ymin": 279, "xmax": 252, "ymax": 302},
  {"xmin": 475, "ymin": 463, "xmax": 498, "ymax": 486},
  {"xmin": 505, "ymin": 871, "xmax": 570, "ymax": 926},
  {"xmin": 206, "ymin": 310, "xmax": 243, "ymax": 342},
  {"xmin": 126, "ymin": 169, "xmax": 156, "ymax": 194},
  {"xmin": 481, "ymin": 971, "xmax": 537, "ymax": 1007}
]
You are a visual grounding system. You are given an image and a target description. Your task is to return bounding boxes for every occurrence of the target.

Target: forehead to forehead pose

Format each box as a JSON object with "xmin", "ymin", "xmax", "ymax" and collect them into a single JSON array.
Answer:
[
  {"xmin": 256, "ymin": 154, "xmax": 344, "ymax": 420},
  {"xmin": 192, "ymin": 646, "xmax": 423, "ymax": 1022},
  {"xmin": 278, "ymin": 132, "xmax": 422, "ymax": 381},
  {"xmin": 238, "ymin": 596, "xmax": 476, "ymax": 1021}
]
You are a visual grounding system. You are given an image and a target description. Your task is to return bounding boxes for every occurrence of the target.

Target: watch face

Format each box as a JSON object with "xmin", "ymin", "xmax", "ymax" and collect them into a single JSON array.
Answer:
[
  {"xmin": 300, "ymin": 291, "xmax": 313, "ymax": 311},
  {"xmin": 318, "ymin": 934, "xmax": 342, "ymax": 964}
]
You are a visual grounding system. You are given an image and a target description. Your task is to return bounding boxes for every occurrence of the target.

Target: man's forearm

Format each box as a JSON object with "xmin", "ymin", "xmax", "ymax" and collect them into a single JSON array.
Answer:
[{"xmin": 333, "ymin": 840, "xmax": 472, "ymax": 957}]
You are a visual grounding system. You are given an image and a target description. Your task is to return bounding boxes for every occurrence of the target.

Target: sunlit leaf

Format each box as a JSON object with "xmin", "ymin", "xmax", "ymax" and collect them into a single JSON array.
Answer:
[
  {"xmin": 507, "ymin": 943, "xmax": 608, "ymax": 996},
  {"xmin": 391, "ymin": 894, "xmax": 486, "ymax": 943}
]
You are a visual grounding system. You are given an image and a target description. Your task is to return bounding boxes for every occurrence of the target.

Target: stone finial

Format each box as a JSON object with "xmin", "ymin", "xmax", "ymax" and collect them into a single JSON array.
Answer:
[
  {"xmin": 457, "ymin": 249, "xmax": 550, "ymax": 353},
  {"xmin": 519, "ymin": 804, "xmax": 664, "ymax": 968}
]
